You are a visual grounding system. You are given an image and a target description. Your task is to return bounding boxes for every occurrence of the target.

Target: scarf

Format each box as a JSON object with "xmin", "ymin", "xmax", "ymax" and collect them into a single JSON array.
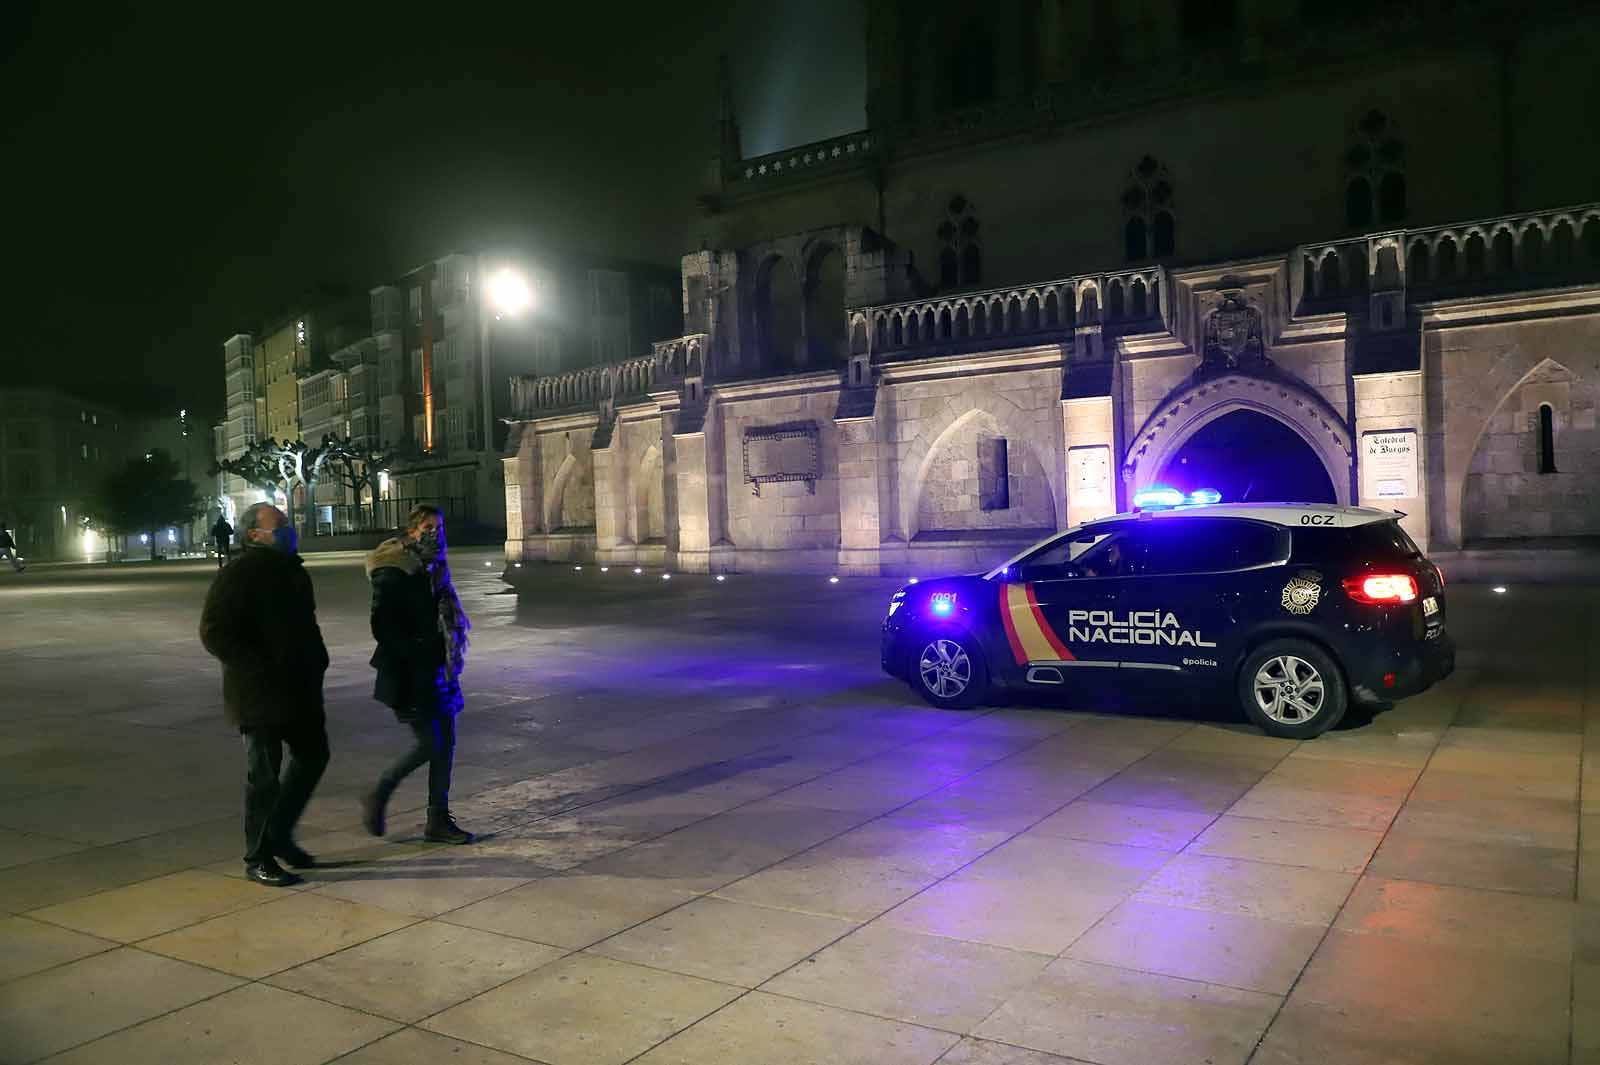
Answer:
[{"xmin": 406, "ymin": 539, "xmax": 471, "ymax": 683}]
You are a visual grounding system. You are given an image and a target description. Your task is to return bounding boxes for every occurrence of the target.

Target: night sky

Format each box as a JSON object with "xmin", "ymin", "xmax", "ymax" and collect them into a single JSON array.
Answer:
[{"xmin": 0, "ymin": 2, "xmax": 864, "ymax": 425}]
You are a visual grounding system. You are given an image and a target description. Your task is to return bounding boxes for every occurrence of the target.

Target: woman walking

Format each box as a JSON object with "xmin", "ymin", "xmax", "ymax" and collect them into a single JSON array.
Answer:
[{"xmin": 361, "ymin": 504, "xmax": 474, "ymax": 844}]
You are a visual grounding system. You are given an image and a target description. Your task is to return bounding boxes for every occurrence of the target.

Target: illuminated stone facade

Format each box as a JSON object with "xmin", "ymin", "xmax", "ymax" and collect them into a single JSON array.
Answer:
[{"xmin": 504, "ymin": 1, "xmax": 1600, "ymax": 574}]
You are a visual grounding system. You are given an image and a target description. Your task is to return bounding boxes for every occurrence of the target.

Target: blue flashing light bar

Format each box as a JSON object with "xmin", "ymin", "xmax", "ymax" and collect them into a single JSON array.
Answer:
[
  {"xmin": 1133, "ymin": 486, "xmax": 1185, "ymax": 510},
  {"xmin": 1187, "ymin": 488, "xmax": 1222, "ymax": 505}
]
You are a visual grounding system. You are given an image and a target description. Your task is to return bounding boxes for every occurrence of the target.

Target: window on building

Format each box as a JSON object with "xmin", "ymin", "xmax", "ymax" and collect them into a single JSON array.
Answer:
[
  {"xmin": 408, "ymin": 287, "xmax": 423, "ymax": 322},
  {"xmin": 1537, "ymin": 404, "xmax": 1557, "ymax": 474},
  {"xmin": 80, "ymin": 443, "xmax": 88, "ymax": 460},
  {"xmin": 978, "ymin": 437, "xmax": 1010, "ymax": 510},
  {"xmin": 937, "ymin": 195, "xmax": 982, "ymax": 289},
  {"xmin": 1345, "ymin": 110, "xmax": 1406, "ymax": 229},
  {"xmin": 1122, "ymin": 156, "xmax": 1176, "ymax": 261}
]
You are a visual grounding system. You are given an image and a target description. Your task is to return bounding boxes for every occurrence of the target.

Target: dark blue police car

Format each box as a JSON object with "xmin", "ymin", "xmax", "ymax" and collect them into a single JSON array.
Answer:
[{"xmin": 882, "ymin": 501, "xmax": 1454, "ymax": 738}]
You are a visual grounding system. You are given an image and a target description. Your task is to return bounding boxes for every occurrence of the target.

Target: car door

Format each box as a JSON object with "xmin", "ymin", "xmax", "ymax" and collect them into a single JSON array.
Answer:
[
  {"xmin": 1112, "ymin": 518, "xmax": 1285, "ymax": 682},
  {"xmin": 1002, "ymin": 521, "xmax": 1139, "ymax": 676}
]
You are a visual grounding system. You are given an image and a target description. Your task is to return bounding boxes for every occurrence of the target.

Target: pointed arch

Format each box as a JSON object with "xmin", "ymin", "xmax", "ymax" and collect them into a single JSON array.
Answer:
[{"xmin": 1124, "ymin": 373, "xmax": 1354, "ymax": 506}]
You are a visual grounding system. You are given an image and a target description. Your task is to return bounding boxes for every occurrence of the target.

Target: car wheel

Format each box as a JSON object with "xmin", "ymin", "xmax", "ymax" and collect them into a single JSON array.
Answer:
[
  {"xmin": 909, "ymin": 631, "xmax": 989, "ymax": 710},
  {"xmin": 1237, "ymin": 639, "xmax": 1347, "ymax": 739}
]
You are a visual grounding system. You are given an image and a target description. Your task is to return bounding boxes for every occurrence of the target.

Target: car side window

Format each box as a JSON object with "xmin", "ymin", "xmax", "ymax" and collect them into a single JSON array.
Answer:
[
  {"xmin": 1133, "ymin": 518, "xmax": 1286, "ymax": 576},
  {"xmin": 1017, "ymin": 524, "xmax": 1132, "ymax": 581}
]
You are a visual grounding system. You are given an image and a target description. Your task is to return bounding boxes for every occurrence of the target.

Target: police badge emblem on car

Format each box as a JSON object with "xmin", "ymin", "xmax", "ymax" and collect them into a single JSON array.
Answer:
[{"xmin": 1281, "ymin": 573, "xmax": 1322, "ymax": 615}]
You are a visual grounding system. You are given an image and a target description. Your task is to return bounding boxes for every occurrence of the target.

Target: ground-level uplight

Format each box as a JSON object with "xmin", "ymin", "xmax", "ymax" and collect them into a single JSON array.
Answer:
[
  {"xmin": 715, "ymin": 574, "xmax": 725, "ymax": 582},
  {"xmin": 634, "ymin": 567, "xmax": 643, "ymax": 574},
  {"xmin": 662, "ymin": 573, "xmax": 672, "ymax": 581},
  {"xmin": 829, "ymin": 576, "xmax": 840, "ymax": 584},
  {"xmin": 574, "ymin": 565, "xmax": 582, "ymax": 571},
  {"xmin": 484, "ymin": 561, "xmax": 493, "ymax": 567},
  {"xmin": 514, "ymin": 562, "xmax": 523, "ymax": 568},
  {"xmin": 1493, "ymin": 585, "xmax": 1508, "ymax": 594},
  {"xmin": 600, "ymin": 566, "xmax": 609, "ymax": 573}
]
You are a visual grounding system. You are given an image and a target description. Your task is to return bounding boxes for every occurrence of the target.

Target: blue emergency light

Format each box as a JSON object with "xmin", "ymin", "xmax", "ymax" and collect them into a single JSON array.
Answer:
[
  {"xmin": 930, "ymin": 593, "xmax": 956, "ymax": 617},
  {"xmin": 1133, "ymin": 486, "xmax": 1185, "ymax": 510},
  {"xmin": 1187, "ymin": 488, "xmax": 1222, "ymax": 505}
]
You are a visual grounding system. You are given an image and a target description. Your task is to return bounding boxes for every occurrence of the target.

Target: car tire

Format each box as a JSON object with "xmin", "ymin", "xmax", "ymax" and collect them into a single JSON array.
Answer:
[
  {"xmin": 908, "ymin": 630, "xmax": 989, "ymax": 710},
  {"xmin": 1237, "ymin": 639, "xmax": 1348, "ymax": 739}
]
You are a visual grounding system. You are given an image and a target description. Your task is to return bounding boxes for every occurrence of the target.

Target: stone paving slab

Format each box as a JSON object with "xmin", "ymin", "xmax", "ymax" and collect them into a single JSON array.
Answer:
[{"xmin": 0, "ymin": 556, "xmax": 1594, "ymax": 1064}]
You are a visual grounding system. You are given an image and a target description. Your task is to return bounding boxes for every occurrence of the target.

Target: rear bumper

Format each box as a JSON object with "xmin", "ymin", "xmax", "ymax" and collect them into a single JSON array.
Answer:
[{"xmin": 1347, "ymin": 630, "xmax": 1456, "ymax": 704}]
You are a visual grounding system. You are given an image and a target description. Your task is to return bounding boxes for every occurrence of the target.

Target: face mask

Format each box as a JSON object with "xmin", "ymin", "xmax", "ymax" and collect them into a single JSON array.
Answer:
[
  {"xmin": 270, "ymin": 526, "xmax": 299, "ymax": 554},
  {"xmin": 415, "ymin": 529, "xmax": 444, "ymax": 559}
]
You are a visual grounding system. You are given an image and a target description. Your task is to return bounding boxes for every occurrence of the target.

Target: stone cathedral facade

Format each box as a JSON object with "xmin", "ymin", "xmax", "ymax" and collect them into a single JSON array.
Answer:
[{"xmin": 503, "ymin": 0, "xmax": 1600, "ymax": 576}]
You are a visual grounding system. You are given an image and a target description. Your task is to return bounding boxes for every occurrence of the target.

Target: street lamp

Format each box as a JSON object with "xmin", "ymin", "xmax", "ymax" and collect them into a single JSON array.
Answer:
[
  {"xmin": 478, "ymin": 262, "xmax": 536, "ymax": 460},
  {"xmin": 488, "ymin": 269, "xmax": 534, "ymax": 320}
]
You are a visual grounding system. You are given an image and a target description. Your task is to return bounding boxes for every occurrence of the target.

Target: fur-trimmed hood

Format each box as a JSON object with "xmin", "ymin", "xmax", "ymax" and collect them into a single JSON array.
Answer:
[{"xmin": 365, "ymin": 537, "xmax": 423, "ymax": 580}]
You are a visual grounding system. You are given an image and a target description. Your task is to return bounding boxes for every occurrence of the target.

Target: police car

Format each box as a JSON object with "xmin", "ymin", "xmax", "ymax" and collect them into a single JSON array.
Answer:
[{"xmin": 881, "ymin": 497, "xmax": 1454, "ymax": 738}]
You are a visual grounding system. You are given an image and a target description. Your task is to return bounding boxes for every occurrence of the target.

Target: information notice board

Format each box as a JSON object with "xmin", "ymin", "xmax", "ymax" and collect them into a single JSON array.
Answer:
[{"xmin": 1361, "ymin": 429, "xmax": 1418, "ymax": 500}]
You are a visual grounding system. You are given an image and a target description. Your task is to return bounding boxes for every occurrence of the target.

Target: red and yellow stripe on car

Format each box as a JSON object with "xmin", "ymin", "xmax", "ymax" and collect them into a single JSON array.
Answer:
[{"xmin": 999, "ymin": 583, "xmax": 1075, "ymax": 665}]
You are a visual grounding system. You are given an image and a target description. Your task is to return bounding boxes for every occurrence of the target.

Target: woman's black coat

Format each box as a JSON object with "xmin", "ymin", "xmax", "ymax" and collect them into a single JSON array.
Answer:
[{"xmin": 368, "ymin": 560, "xmax": 453, "ymax": 720}]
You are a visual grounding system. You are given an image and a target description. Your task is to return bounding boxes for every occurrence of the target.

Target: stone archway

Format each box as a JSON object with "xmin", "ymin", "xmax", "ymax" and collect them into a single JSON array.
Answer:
[
  {"xmin": 1124, "ymin": 373, "xmax": 1354, "ymax": 506},
  {"xmin": 903, "ymin": 404, "xmax": 1060, "ymax": 541}
]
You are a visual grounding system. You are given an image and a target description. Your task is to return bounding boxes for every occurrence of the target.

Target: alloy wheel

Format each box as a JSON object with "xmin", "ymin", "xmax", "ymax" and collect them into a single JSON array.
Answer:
[
  {"xmin": 918, "ymin": 639, "xmax": 972, "ymax": 700},
  {"xmin": 1252, "ymin": 654, "xmax": 1326, "ymax": 724}
]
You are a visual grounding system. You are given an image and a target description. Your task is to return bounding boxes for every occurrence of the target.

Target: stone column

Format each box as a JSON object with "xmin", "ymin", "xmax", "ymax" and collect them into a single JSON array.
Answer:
[
  {"xmin": 591, "ymin": 443, "xmax": 624, "ymax": 564},
  {"xmin": 1062, "ymin": 397, "xmax": 1118, "ymax": 527},
  {"xmin": 1353, "ymin": 369, "xmax": 1430, "ymax": 550},
  {"xmin": 671, "ymin": 428, "xmax": 713, "ymax": 573},
  {"xmin": 503, "ymin": 426, "xmax": 543, "ymax": 561},
  {"xmin": 835, "ymin": 416, "xmax": 882, "ymax": 575}
]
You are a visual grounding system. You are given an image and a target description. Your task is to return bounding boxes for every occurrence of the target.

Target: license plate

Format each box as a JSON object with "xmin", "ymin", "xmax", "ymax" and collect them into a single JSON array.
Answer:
[{"xmin": 1422, "ymin": 597, "xmax": 1438, "ymax": 617}]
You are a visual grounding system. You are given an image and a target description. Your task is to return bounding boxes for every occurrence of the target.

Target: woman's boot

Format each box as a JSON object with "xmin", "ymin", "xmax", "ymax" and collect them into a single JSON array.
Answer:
[{"xmin": 425, "ymin": 806, "xmax": 474, "ymax": 844}]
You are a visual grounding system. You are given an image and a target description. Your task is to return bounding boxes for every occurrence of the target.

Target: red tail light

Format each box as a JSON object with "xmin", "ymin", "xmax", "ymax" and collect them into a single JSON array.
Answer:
[
  {"xmin": 1435, "ymin": 565, "xmax": 1444, "ymax": 586},
  {"xmin": 1343, "ymin": 574, "xmax": 1419, "ymax": 604}
]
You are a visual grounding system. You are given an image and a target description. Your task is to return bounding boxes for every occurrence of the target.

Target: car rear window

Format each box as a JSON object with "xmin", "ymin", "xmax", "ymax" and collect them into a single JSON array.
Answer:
[
  {"xmin": 1347, "ymin": 520, "xmax": 1422, "ymax": 558},
  {"xmin": 1291, "ymin": 519, "xmax": 1420, "ymax": 567}
]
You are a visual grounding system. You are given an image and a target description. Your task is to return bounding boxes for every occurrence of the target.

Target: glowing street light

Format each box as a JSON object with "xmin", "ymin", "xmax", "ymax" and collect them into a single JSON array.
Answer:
[{"xmin": 487, "ymin": 269, "xmax": 533, "ymax": 319}]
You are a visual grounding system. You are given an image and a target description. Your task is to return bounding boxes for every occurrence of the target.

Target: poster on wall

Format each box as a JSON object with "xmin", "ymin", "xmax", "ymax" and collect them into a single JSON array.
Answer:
[
  {"xmin": 1068, "ymin": 445, "xmax": 1112, "ymax": 507},
  {"xmin": 1361, "ymin": 429, "xmax": 1418, "ymax": 499}
]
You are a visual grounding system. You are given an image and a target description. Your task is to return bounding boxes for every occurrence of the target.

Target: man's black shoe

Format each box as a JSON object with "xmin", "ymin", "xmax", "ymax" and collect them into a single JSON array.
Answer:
[
  {"xmin": 273, "ymin": 841, "xmax": 316, "ymax": 869},
  {"xmin": 245, "ymin": 858, "xmax": 303, "ymax": 887}
]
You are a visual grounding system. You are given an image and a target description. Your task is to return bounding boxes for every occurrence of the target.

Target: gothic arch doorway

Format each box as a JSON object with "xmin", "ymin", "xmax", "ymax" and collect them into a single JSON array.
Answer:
[
  {"xmin": 1159, "ymin": 410, "xmax": 1337, "ymax": 504},
  {"xmin": 1124, "ymin": 373, "xmax": 1353, "ymax": 506}
]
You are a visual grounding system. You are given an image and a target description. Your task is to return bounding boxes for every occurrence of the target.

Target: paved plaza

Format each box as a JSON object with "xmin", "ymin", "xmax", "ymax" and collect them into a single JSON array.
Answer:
[{"xmin": 0, "ymin": 551, "xmax": 1595, "ymax": 1065}]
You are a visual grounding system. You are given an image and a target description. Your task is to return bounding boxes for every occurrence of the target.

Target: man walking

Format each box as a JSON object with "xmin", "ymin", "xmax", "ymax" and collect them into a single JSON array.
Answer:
[
  {"xmin": 361, "ymin": 504, "xmax": 474, "ymax": 844},
  {"xmin": 199, "ymin": 503, "xmax": 330, "ymax": 886},
  {"xmin": 210, "ymin": 513, "xmax": 234, "ymax": 569},
  {"xmin": 0, "ymin": 522, "xmax": 23, "ymax": 573}
]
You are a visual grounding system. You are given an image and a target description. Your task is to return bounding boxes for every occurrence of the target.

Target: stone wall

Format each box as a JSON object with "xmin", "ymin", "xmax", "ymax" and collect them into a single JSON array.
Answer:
[
  {"xmin": 717, "ymin": 381, "xmax": 843, "ymax": 557},
  {"xmin": 1461, "ymin": 355, "xmax": 1600, "ymax": 540}
]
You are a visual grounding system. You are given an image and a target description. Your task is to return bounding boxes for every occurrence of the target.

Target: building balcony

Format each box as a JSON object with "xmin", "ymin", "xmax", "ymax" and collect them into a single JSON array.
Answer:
[{"xmin": 860, "ymin": 266, "xmax": 1167, "ymax": 362}]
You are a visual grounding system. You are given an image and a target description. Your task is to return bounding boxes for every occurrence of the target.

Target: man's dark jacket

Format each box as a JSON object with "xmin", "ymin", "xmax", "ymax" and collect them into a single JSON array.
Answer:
[
  {"xmin": 366, "ymin": 538, "xmax": 452, "ymax": 719},
  {"xmin": 199, "ymin": 545, "xmax": 329, "ymax": 730}
]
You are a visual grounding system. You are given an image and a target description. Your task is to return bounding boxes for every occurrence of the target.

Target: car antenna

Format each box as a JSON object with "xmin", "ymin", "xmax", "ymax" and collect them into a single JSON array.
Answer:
[{"xmin": 1241, "ymin": 480, "xmax": 1254, "ymax": 502}]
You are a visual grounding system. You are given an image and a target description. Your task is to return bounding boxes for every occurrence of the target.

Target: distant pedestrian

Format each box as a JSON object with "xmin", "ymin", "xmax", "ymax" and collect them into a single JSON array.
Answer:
[
  {"xmin": 361, "ymin": 504, "xmax": 474, "ymax": 844},
  {"xmin": 211, "ymin": 514, "xmax": 234, "ymax": 569},
  {"xmin": 199, "ymin": 502, "xmax": 330, "ymax": 887},
  {"xmin": 0, "ymin": 523, "xmax": 23, "ymax": 573}
]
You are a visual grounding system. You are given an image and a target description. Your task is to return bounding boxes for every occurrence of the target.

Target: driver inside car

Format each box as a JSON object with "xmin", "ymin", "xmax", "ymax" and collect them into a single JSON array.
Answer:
[{"xmin": 1080, "ymin": 538, "xmax": 1125, "ymax": 578}]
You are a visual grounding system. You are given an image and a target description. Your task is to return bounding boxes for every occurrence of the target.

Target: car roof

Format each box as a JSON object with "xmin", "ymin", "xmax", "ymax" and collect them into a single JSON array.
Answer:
[
  {"xmin": 1129, "ymin": 503, "xmax": 1397, "ymax": 528},
  {"xmin": 983, "ymin": 503, "xmax": 1398, "ymax": 579}
]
